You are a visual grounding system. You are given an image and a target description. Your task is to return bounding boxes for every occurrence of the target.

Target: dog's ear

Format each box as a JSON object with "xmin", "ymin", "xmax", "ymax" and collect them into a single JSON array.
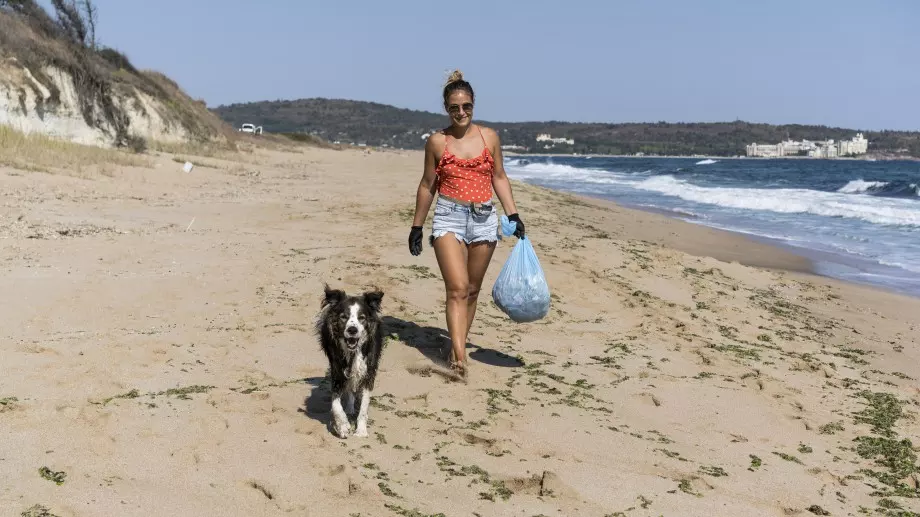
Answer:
[
  {"xmin": 322, "ymin": 284, "xmax": 346, "ymax": 309},
  {"xmin": 363, "ymin": 289, "xmax": 384, "ymax": 313}
]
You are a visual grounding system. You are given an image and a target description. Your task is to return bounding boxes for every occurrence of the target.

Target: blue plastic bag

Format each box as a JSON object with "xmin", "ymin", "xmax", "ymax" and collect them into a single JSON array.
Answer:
[{"xmin": 491, "ymin": 215, "xmax": 551, "ymax": 323}]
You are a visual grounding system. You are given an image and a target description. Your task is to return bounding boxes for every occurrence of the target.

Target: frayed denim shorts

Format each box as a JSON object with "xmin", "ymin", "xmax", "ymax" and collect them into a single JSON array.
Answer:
[{"xmin": 430, "ymin": 195, "xmax": 501, "ymax": 247}]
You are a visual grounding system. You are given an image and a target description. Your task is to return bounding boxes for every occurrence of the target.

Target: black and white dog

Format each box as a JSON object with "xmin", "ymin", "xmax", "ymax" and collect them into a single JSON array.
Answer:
[{"xmin": 315, "ymin": 284, "xmax": 385, "ymax": 438}]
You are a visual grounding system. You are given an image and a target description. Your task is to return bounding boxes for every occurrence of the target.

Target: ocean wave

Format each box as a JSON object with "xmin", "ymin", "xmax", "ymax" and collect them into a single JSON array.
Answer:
[
  {"xmin": 505, "ymin": 161, "xmax": 601, "ymax": 175},
  {"xmin": 503, "ymin": 158, "xmax": 528, "ymax": 167},
  {"xmin": 695, "ymin": 159, "xmax": 718, "ymax": 165},
  {"xmin": 505, "ymin": 160, "xmax": 655, "ymax": 179},
  {"xmin": 631, "ymin": 204, "xmax": 703, "ymax": 219},
  {"xmin": 635, "ymin": 175, "xmax": 920, "ymax": 227},
  {"xmin": 838, "ymin": 179, "xmax": 888, "ymax": 194},
  {"xmin": 837, "ymin": 179, "xmax": 920, "ymax": 198},
  {"xmin": 504, "ymin": 160, "xmax": 640, "ymax": 186},
  {"xmin": 878, "ymin": 258, "xmax": 920, "ymax": 274}
]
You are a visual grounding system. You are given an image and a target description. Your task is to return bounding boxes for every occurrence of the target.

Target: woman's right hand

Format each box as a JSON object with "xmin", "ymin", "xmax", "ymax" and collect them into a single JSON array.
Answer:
[{"xmin": 408, "ymin": 226, "xmax": 424, "ymax": 256}]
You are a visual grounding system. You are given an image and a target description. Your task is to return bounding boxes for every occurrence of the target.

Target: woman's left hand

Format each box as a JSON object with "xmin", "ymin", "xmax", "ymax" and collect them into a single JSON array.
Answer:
[{"xmin": 507, "ymin": 213, "xmax": 525, "ymax": 239}]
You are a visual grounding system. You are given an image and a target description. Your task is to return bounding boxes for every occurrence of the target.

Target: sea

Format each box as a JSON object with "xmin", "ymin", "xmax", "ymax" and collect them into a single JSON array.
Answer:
[{"xmin": 503, "ymin": 156, "xmax": 920, "ymax": 298}]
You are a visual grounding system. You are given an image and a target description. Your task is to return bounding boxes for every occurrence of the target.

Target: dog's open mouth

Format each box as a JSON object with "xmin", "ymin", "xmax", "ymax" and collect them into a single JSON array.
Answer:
[{"xmin": 345, "ymin": 337, "xmax": 359, "ymax": 350}]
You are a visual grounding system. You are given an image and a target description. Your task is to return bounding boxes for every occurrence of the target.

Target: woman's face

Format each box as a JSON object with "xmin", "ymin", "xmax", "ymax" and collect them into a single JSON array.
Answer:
[{"xmin": 445, "ymin": 91, "xmax": 474, "ymax": 128}]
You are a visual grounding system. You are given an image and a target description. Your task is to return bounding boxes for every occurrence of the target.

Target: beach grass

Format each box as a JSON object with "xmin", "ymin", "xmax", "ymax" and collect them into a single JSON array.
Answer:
[{"xmin": 0, "ymin": 124, "xmax": 150, "ymax": 173}]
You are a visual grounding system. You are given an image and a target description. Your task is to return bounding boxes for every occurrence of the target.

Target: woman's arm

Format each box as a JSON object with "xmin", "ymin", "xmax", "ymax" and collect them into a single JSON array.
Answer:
[
  {"xmin": 487, "ymin": 129, "xmax": 518, "ymax": 216},
  {"xmin": 412, "ymin": 134, "xmax": 442, "ymax": 228}
]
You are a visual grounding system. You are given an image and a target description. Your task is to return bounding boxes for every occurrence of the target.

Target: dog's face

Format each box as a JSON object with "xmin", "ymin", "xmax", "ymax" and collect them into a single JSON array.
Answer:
[{"xmin": 321, "ymin": 285, "xmax": 383, "ymax": 353}]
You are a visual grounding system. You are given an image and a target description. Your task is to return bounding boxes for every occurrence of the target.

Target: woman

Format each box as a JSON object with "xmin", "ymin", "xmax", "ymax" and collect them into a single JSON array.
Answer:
[{"xmin": 407, "ymin": 70, "xmax": 526, "ymax": 379}]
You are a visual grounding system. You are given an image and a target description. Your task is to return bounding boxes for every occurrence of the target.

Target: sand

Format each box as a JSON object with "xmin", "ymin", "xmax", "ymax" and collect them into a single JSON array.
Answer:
[{"xmin": 2, "ymin": 143, "xmax": 919, "ymax": 517}]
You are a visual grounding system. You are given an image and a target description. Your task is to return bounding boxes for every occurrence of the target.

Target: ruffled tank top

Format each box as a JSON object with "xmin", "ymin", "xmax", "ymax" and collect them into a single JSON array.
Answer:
[{"xmin": 435, "ymin": 127, "xmax": 494, "ymax": 204}]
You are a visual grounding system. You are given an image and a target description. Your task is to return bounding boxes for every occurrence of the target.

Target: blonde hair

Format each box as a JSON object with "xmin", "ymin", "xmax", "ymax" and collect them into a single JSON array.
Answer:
[
  {"xmin": 445, "ymin": 69, "xmax": 464, "ymax": 86},
  {"xmin": 442, "ymin": 69, "xmax": 474, "ymax": 105}
]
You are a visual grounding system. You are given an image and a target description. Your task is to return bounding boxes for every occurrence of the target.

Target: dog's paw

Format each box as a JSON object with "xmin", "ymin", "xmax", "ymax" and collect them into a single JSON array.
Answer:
[
  {"xmin": 333, "ymin": 421, "xmax": 351, "ymax": 439},
  {"xmin": 353, "ymin": 426, "xmax": 368, "ymax": 438}
]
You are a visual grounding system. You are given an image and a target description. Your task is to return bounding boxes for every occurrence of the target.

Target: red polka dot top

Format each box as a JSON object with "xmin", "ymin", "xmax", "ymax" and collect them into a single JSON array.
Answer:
[{"xmin": 435, "ymin": 127, "xmax": 494, "ymax": 204}]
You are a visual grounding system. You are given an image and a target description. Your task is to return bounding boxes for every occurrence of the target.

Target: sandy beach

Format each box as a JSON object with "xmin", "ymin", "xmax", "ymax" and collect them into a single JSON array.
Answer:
[{"xmin": 2, "ymin": 141, "xmax": 919, "ymax": 516}]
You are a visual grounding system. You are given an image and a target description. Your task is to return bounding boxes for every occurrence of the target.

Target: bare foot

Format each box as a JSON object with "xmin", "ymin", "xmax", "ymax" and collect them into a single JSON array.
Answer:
[{"xmin": 449, "ymin": 359, "xmax": 468, "ymax": 381}]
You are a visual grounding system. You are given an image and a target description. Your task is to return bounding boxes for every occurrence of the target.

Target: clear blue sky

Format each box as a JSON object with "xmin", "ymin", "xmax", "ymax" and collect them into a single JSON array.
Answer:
[{"xmin": 40, "ymin": 0, "xmax": 920, "ymax": 130}]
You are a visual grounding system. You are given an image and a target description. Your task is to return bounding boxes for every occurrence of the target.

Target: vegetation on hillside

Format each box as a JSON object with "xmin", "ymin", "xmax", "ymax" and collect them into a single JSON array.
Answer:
[
  {"xmin": 0, "ymin": 0, "xmax": 227, "ymax": 148},
  {"xmin": 213, "ymin": 98, "xmax": 920, "ymax": 158},
  {"xmin": 214, "ymin": 98, "xmax": 442, "ymax": 149}
]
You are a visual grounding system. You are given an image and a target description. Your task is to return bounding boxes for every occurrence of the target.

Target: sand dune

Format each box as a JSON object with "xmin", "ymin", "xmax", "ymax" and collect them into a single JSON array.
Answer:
[{"xmin": 2, "ymin": 144, "xmax": 919, "ymax": 516}]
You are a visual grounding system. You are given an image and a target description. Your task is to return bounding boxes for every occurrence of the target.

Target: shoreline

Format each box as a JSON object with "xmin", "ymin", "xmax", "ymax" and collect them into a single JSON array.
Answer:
[
  {"xmin": 499, "ymin": 177, "xmax": 920, "ymax": 301},
  {"xmin": 527, "ymin": 186, "xmax": 815, "ymax": 272},
  {"xmin": 498, "ymin": 156, "xmax": 920, "ymax": 300},
  {"xmin": 617, "ymin": 198, "xmax": 920, "ymax": 300}
]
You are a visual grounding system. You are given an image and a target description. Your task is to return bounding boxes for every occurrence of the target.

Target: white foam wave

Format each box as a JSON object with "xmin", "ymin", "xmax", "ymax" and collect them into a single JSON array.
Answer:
[
  {"xmin": 504, "ymin": 160, "xmax": 920, "ymax": 228},
  {"xmin": 632, "ymin": 204, "xmax": 702, "ymax": 218},
  {"xmin": 878, "ymin": 258, "xmax": 920, "ymax": 274},
  {"xmin": 635, "ymin": 175, "xmax": 920, "ymax": 227},
  {"xmin": 837, "ymin": 179, "xmax": 888, "ymax": 194},
  {"xmin": 695, "ymin": 159, "xmax": 718, "ymax": 165},
  {"xmin": 504, "ymin": 161, "xmax": 636, "ymax": 186},
  {"xmin": 667, "ymin": 207, "xmax": 702, "ymax": 218}
]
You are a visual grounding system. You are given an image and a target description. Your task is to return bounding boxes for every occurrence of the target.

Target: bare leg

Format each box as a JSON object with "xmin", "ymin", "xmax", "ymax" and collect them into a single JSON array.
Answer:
[
  {"xmin": 354, "ymin": 388, "xmax": 371, "ymax": 437},
  {"xmin": 465, "ymin": 241, "xmax": 497, "ymax": 336},
  {"xmin": 330, "ymin": 393, "xmax": 350, "ymax": 438},
  {"xmin": 433, "ymin": 234, "xmax": 470, "ymax": 370}
]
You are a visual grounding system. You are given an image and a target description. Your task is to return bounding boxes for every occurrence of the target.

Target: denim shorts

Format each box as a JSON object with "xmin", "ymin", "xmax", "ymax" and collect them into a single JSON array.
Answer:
[{"xmin": 430, "ymin": 196, "xmax": 500, "ymax": 247}]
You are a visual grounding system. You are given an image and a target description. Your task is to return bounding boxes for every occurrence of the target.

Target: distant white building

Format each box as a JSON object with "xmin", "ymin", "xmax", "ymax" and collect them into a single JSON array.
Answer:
[
  {"xmin": 746, "ymin": 133, "xmax": 868, "ymax": 158},
  {"xmin": 536, "ymin": 133, "xmax": 575, "ymax": 146},
  {"xmin": 837, "ymin": 133, "xmax": 868, "ymax": 156},
  {"xmin": 745, "ymin": 143, "xmax": 784, "ymax": 158},
  {"xmin": 809, "ymin": 140, "xmax": 839, "ymax": 159}
]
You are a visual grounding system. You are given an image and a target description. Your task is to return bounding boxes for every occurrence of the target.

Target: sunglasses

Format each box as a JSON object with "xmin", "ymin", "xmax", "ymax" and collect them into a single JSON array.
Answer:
[{"xmin": 447, "ymin": 102, "xmax": 474, "ymax": 114}]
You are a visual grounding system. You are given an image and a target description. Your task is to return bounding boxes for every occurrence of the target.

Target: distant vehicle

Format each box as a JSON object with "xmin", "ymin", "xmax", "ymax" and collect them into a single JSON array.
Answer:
[{"xmin": 239, "ymin": 123, "xmax": 263, "ymax": 135}]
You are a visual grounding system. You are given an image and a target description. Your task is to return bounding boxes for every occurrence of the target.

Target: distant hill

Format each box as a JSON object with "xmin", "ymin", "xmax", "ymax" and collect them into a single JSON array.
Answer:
[{"xmin": 212, "ymin": 98, "xmax": 920, "ymax": 158}]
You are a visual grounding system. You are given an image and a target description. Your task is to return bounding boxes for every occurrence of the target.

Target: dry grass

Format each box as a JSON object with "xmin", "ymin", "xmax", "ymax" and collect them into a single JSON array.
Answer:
[
  {"xmin": 278, "ymin": 132, "xmax": 345, "ymax": 150},
  {"xmin": 149, "ymin": 132, "xmax": 344, "ymax": 162},
  {"xmin": 149, "ymin": 139, "xmax": 241, "ymax": 160},
  {"xmin": 0, "ymin": 124, "xmax": 150, "ymax": 173}
]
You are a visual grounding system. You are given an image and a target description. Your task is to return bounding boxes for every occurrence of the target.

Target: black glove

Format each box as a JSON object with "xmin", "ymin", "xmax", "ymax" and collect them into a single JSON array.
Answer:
[
  {"xmin": 409, "ymin": 226, "xmax": 423, "ymax": 255},
  {"xmin": 507, "ymin": 213, "xmax": 525, "ymax": 239}
]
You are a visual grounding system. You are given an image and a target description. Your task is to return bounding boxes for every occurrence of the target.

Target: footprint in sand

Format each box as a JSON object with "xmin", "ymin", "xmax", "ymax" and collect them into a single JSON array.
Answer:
[
  {"xmin": 452, "ymin": 430, "xmax": 508, "ymax": 456},
  {"xmin": 319, "ymin": 464, "xmax": 363, "ymax": 497},
  {"xmin": 635, "ymin": 392, "xmax": 662, "ymax": 407},
  {"xmin": 496, "ymin": 471, "xmax": 580, "ymax": 499},
  {"xmin": 406, "ymin": 362, "xmax": 466, "ymax": 383}
]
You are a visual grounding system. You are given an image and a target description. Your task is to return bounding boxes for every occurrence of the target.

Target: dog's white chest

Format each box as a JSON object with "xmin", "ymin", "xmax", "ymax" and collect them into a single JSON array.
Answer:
[{"xmin": 347, "ymin": 352, "xmax": 368, "ymax": 390}]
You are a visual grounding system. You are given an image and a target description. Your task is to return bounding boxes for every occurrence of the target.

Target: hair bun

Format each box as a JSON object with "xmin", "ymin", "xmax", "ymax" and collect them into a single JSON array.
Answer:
[
  {"xmin": 445, "ymin": 69, "xmax": 464, "ymax": 85},
  {"xmin": 442, "ymin": 69, "xmax": 474, "ymax": 105}
]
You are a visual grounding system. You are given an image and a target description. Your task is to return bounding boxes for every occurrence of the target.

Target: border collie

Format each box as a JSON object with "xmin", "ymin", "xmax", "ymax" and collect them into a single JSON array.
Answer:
[{"xmin": 315, "ymin": 284, "xmax": 385, "ymax": 438}]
